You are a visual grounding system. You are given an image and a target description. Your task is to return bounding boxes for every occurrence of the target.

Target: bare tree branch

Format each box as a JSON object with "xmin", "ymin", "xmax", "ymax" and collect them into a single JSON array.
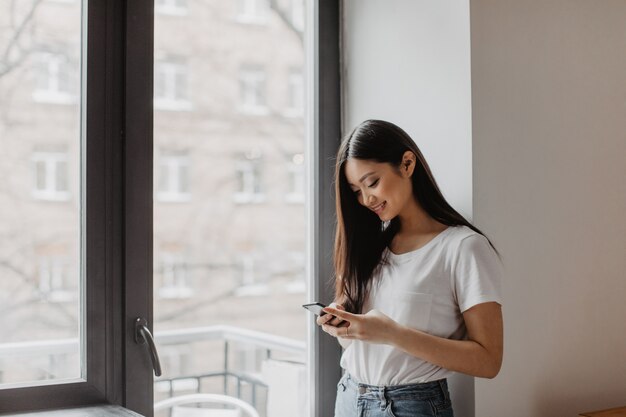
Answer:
[{"xmin": 0, "ymin": 0, "xmax": 44, "ymax": 78}]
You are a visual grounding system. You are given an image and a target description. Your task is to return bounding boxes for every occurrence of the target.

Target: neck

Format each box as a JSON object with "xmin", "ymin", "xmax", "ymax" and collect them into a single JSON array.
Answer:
[{"xmin": 396, "ymin": 198, "xmax": 443, "ymax": 235}]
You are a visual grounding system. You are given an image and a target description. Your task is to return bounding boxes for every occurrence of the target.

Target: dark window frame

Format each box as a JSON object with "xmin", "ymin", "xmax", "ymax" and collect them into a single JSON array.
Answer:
[{"xmin": 311, "ymin": 1, "xmax": 342, "ymax": 417}]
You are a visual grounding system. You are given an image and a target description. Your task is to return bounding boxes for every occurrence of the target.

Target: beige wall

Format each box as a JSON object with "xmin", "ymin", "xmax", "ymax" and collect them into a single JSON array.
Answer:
[{"xmin": 471, "ymin": 1, "xmax": 626, "ymax": 416}]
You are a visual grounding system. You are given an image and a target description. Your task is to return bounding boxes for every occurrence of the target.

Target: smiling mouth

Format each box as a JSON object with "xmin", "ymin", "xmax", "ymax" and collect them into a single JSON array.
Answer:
[{"xmin": 370, "ymin": 202, "xmax": 386, "ymax": 213}]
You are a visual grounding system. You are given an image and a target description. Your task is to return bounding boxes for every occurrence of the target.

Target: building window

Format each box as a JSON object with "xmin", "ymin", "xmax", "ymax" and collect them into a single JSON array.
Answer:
[
  {"xmin": 32, "ymin": 151, "xmax": 70, "ymax": 201},
  {"xmin": 284, "ymin": 69, "xmax": 304, "ymax": 117},
  {"xmin": 238, "ymin": 65, "xmax": 268, "ymax": 115},
  {"xmin": 32, "ymin": 52, "xmax": 76, "ymax": 104},
  {"xmin": 154, "ymin": 58, "xmax": 191, "ymax": 111},
  {"xmin": 234, "ymin": 152, "xmax": 264, "ymax": 204},
  {"xmin": 235, "ymin": 254, "xmax": 269, "ymax": 297},
  {"xmin": 236, "ymin": 0, "xmax": 269, "ymax": 24},
  {"xmin": 285, "ymin": 251, "xmax": 306, "ymax": 294},
  {"xmin": 155, "ymin": 0, "xmax": 188, "ymax": 15},
  {"xmin": 157, "ymin": 150, "xmax": 191, "ymax": 202},
  {"xmin": 38, "ymin": 255, "xmax": 75, "ymax": 303},
  {"xmin": 285, "ymin": 153, "xmax": 305, "ymax": 203},
  {"xmin": 157, "ymin": 250, "xmax": 192, "ymax": 299}
]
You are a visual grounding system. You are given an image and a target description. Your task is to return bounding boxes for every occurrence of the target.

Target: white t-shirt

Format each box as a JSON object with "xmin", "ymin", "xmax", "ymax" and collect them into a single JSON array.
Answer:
[{"xmin": 339, "ymin": 225, "xmax": 503, "ymax": 385}]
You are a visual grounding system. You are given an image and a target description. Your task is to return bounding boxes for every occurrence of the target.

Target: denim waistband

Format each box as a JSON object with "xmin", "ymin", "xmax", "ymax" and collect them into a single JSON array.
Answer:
[{"xmin": 339, "ymin": 373, "xmax": 449, "ymax": 402}]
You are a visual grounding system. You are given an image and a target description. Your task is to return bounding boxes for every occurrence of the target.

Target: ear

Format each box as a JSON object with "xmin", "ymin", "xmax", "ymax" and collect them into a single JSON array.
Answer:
[{"xmin": 401, "ymin": 151, "xmax": 416, "ymax": 178}]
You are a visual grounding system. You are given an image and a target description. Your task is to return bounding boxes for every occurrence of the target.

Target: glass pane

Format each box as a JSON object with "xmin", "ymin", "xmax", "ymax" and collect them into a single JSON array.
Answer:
[
  {"xmin": 0, "ymin": 1, "xmax": 83, "ymax": 387},
  {"xmin": 154, "ymin": 0, "xmax": 309, "ymax": 415}
]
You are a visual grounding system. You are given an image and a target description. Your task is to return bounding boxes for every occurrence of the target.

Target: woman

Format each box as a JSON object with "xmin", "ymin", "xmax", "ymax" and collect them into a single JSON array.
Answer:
[{"xmin": 317, "ymin": 120, "xmax": 503, "ymax": 417}]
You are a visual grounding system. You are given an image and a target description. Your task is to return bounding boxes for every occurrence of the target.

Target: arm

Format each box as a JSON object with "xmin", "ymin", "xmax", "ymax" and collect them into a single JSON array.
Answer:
[
  {"xmin": 393, "ymin": 302, "xmax": 503, "ymax": 378},
  {"xmin": 322, "ymin": 302, "xmax": 503, "ymax": 379}
]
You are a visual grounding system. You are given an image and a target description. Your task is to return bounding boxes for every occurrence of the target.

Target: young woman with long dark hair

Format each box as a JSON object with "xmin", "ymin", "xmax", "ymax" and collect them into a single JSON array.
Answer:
[{"xmin": 317, "ymin": 120, "xmax": 503, "ymax": 417}]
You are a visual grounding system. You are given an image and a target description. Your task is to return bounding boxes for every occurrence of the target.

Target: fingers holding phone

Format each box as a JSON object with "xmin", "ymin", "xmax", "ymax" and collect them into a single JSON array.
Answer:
[
  {"xmin": 302, "ymin": 302, "xmax": 346, "ymax": 327},
  {"xmin": 325, "ymin": 303, "xmax": 347, "ymax": 327}
]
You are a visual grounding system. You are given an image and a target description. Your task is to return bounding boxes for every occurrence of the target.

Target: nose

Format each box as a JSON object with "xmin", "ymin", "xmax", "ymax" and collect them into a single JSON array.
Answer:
[{"xmin": 363, "ymin": 192, "xmax": 376, "ymax": 205}]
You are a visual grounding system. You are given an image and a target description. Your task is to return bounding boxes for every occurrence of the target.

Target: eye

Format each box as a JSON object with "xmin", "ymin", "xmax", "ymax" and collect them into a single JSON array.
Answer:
[
  {"xmin": 368, "ymin": 179, "xmax": 379, "ymax": 188},
  {"xmin": 353, "ymin": 189, "xmax": 361, "ymax": 196}
]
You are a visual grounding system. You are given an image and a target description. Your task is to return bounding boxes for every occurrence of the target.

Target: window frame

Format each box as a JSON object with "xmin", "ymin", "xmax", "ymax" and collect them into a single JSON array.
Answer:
[{"xmin": 307, "ymin": 1, "xmax": 342, "ymax": 417}]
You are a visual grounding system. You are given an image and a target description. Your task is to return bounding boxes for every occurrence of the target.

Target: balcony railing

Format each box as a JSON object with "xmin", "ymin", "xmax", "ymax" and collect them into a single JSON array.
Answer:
[{"xmin": 0, "ymin": 326, "xmax": 306, "ymax": 416}]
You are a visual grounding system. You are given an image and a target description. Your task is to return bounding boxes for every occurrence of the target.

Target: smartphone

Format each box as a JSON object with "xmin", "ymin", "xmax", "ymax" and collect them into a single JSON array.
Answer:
[{"xmin": 302, "ymin": 302, "xmax": 327, "ymax": 316}]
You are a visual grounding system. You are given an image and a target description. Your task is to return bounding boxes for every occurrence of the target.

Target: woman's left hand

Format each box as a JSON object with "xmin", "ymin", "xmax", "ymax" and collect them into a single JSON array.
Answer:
[{"xmin": 321, "ymin": 307, "xmax": 400, "ymax": 345}]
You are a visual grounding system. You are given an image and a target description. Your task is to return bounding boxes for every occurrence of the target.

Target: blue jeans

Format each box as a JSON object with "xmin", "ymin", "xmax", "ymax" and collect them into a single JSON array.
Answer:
[{"xmin": 334, "ymin": 373, "xmax": 454, "ymax": 417}]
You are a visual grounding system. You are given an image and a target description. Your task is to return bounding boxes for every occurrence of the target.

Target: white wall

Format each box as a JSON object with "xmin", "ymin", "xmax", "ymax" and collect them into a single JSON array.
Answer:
[
  {"xmin": 342, "ymin": 1, "xmax": 475, "ymax": 416},
  {"xmin": 342, "ymin": 0, "xmax": 473, "ymax": 219},
  {"xmin": 470, "ymin": 1, "xmax": 626, "ymax": 416}
]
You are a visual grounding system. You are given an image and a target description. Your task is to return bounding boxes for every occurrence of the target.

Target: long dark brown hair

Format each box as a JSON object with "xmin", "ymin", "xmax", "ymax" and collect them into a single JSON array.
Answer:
[{"xmin": 333, "ymin": 119, "xmax": 500, "ymax": 314}]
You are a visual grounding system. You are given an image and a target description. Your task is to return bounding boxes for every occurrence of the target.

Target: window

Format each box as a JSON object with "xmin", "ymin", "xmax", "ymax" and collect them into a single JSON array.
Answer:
[
  {"xmin": 235, "ymin": 253, "xmax": 269, "ymax": 297},
  {"xmin": 155, "ymin": 0, "xmax": 187, "ymax": 16},
  {"xmin": 286, "ymin": 153, "xmax": 305, "ymax": 203},
  {"xmin": 285, "ymin": 69, "xmax": 304, "ymax": 117},
  {"xmin": 32, "ymin": 150, "xmax": 70, "ymax": 201},
  {"xmin": 157, "ymin": 249, "xmax": 192, "ymax": 299},
  {"xmin": 32, "ymin": 52, "xmax": 76, "ymax": 104},
  {"xmin": 38, "ymin": 253, "xmax": 76, "ymax": 303},
  {"xmin": 236, "ymin": 0, "xmax": 269, "ymax": 25},
  {"xmin": 285, "ymin": 251, "xmax": 306, "ymax": 294},
  {"xmin": 155, "ymin": 58, "xmax": 191, "ymax": 110},
  {"xmin": 233, "ymin": 152, "xmax": 264, "ymax": 203},
  {"xmin": 157, "ymin": 150, "xmax": 191, "ymax": 202},
  {"xmin": 238, "ymin": 65, "xmax": 268, "ymax": 115}
]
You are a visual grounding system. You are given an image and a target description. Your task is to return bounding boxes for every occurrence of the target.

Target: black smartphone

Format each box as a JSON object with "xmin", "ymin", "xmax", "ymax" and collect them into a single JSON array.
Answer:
[{"xmin": 302, "ymin": 302, "xmax": 327, "ymax": 316}]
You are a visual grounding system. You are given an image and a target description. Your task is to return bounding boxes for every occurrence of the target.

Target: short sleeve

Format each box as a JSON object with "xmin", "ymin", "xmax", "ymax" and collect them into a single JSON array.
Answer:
[{"xmin": 453, "ymin": 234, "xmax": 503, "ymax": 313}]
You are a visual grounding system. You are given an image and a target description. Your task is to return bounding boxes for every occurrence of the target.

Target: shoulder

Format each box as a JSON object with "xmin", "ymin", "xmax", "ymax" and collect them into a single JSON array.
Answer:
[
  {"xmin": 444, "ymin": 226, "xmax": 499, "ymax": 266},
  {"xmin": 444, "ymin": 225, "xmax": 488, "ymax": 249}
]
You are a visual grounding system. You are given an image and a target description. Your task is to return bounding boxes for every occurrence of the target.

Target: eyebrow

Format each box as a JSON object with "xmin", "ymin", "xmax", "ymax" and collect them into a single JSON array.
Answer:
[{"xmin": 348, "ymin": 171, "xmax": 376, "ymax": 187}]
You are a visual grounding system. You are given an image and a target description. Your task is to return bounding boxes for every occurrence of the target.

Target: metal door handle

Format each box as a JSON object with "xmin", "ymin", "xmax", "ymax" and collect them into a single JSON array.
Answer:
[{"xmin": 135, "ymin": 317, "xmax": 162, "ymax": 377}]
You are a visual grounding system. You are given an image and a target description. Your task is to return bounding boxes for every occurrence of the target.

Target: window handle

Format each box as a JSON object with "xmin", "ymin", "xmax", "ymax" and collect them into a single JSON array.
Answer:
[{"xmin": 135, "ymin": 317, "xmax": 162, "ymax": 377}]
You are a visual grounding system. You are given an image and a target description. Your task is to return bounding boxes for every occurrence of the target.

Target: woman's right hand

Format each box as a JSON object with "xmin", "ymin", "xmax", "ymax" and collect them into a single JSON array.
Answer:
[
  {"xmin": 316, "ymin": 302, "xmax": 347, "ymax": 329},
  {"xmin": 318, "ymin": 303, "xmax": 352, "ymax": 348}
]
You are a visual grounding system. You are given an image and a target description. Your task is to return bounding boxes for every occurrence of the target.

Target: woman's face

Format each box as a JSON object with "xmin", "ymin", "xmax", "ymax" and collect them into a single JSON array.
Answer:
[{"xmin": 343, "ymin": 156, "xmax": 415, "ymax": 222}]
